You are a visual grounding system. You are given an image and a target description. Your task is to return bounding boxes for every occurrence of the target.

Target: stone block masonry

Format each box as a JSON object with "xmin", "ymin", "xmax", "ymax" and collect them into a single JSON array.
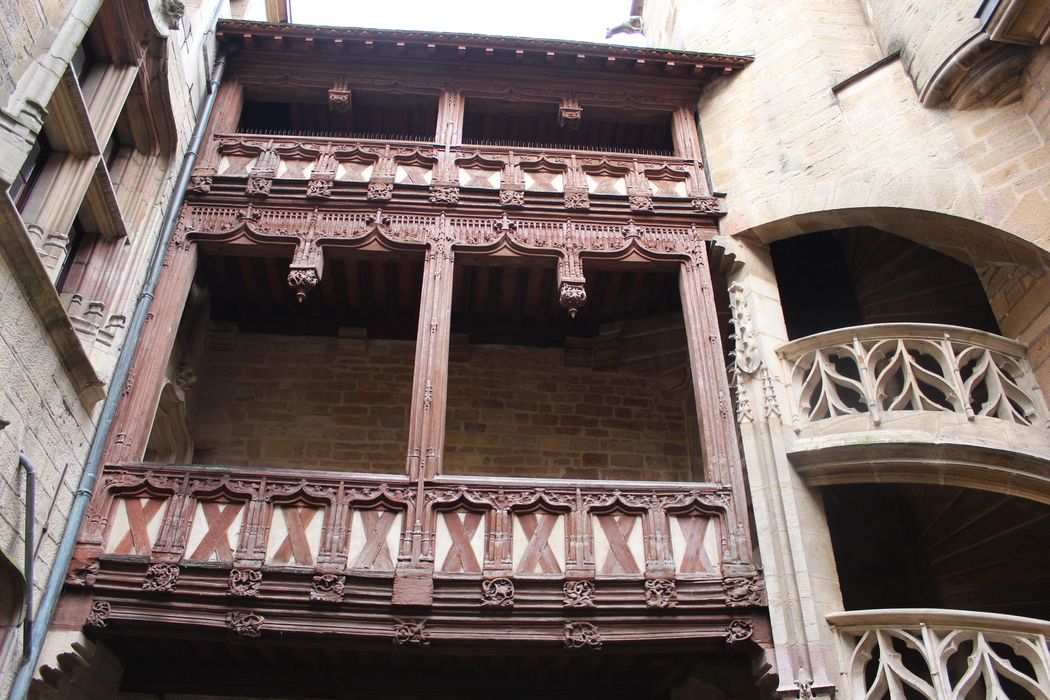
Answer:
[{"xmin": 190, "ymin": 331, "xmax": 700, "ymax": 481}]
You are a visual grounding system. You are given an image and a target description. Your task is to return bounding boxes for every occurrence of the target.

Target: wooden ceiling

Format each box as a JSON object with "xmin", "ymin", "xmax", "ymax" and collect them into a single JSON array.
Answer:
[{"xmin": 105, "ymin": 633, "xmax": 761, "ymax": 699}]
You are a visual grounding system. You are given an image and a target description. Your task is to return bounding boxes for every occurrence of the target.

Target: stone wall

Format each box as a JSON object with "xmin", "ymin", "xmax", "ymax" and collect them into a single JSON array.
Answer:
[{"xmin": 190, "ymin": 331, "xmax": 701, "ymax": 482}]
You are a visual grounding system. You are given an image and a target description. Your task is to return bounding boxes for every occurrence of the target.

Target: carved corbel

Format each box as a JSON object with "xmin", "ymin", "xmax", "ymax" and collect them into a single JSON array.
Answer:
[
  {"xmin": 368, "ymin": 149, "xmax": 396, "ymax": 200},
  {"xmin": 287, "ymin": 209, "xmax": 325, "ymax": 303},
  {"xmin": 564, "ymin": 155, "xmax": 589, "ymax": 210},
  {"xmin": 559, "ymin": 96, "xmax": 582, "ymax": 129},
  {"xmin": 627, "ymin": 162, "xmax": 655, "ymax": 213},
  {"xmin": 306, "ymin": 177, "xmax": 333, "ymax": 199},
  {"xmin": 564, "ymin": 621, "xmax": 602, "ymax": 650},
  {"xmin": 557, "ymin": 222, "xmax": 587, "ymax": 319},
  {"xmin": 329, "ymin": 80, "xmax": 351, "ymax": 113},
  {"xmin": 245, "ymin": 143, "xmax": 277, "ymax": 198},
  {"xmin": 499, "ymin": 154, "xmax": 525, "ymax": 207}
]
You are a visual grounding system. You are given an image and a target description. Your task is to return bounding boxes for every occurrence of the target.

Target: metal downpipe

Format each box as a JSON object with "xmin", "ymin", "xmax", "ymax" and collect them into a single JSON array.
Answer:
[
  {"xmin": 16, "ymin": 454, "xmax": 35, "ymax": 662},
  {"xmin": 7, "ymin": 49, "xmax": 228, "ymax": 700}
]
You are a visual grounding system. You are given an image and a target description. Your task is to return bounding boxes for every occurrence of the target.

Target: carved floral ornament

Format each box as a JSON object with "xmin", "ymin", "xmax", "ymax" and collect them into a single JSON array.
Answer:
[{"xmin": 178, "ymin": 204, "xmax": 716, "ymax": 307}]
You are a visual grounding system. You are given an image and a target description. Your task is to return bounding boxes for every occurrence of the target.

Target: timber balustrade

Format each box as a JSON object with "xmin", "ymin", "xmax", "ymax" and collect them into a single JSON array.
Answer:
[
  {"xmin": 188, "ymin": 133, "xmax": 718, "ymax": 214},
  {"xmin": 778, "ymin": 324, "xmax": 1050, "ymax": 432},
  {"xmin": 828, "ymin": 608, "xmax": 1050, "ymax": 699},
  {"xmin": 66, "ymin": 463, "xmax": 766, "ymax": 646}
]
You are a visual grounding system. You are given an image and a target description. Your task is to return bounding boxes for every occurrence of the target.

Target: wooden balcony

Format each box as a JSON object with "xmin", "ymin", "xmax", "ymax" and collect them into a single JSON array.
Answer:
[
  {"xmin": 68, "ymin": 463, "xmax": 766, "ymax": 651},
  {"xmin": 828, "ymin": 608, "xmax": 1050, "ymax": 699},
  {"xmin": 187, "ymin": 132, "xmax": 718, "ymax": 217},
  {"xmin": 776, "ymin": 323, "xmax": 1050, "ymax": 501}
]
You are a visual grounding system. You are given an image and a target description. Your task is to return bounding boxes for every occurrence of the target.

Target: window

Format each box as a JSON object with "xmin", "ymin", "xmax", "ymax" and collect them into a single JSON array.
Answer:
[{"xmin": 10, "ymin": 133, "xmax": 52, "ymax": 212}]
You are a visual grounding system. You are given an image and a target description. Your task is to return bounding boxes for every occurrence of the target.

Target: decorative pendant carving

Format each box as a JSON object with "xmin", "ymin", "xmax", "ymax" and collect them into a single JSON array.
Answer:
[
  {"xmin": 499, "ymin": 188, "xmax": 525, "ymax": 208},
  {"xmin": 559, "ymin": 281, "xmax": 587, "ymax": 319},
  {"xmin": 310, "ymin": 573, "xmax": 345, "ymax": 602},
  {"xmin": 226, "ymin": 610, "xmax": 264, "ymax": 638},
  {"xmin": 481, "ymin": 577, "xmax": 515, "ymax": 608},
  {"xmin": 564, "ymin": 189, "xmax": 590, "ymax": 210},
  {"xmin": 188, "ymin": 175, "xmax": 212, "ymax": 194},
  {"xmin": 725, "ymin": 618, "xmax": 754, "ymax": 645},
  {"xmin": 367, "ymin": 181, "xmax": 393, "ymax": 200},
  {"xmin": 288, "ymin": 268, "xmax": 319, "ymax": 304},
  {"xmin": 795, "ymin": 668, "xmax": 815, "ymax": 700},
  {"xmin": 563, "ymin": 579, "xmax": 596, "ymax": 608},
  {"xmin": 724, "ymin": 575, "xmax": 766, "ymax": 607},
  {"xmin": 429, "ymin": 185, "xmax": 460, "ymax": 204},
  {"xmin": 394, "ymin": 619, "xmax": 431, "ymax": 646},
  {"xmin": 558, "ymin": 97, "xmax": 583, "ymax": 129},
  {"xmin": 228, "ymin": 568, "xmax": 263, "ymax": 598},
  {"xmin": 629, "ymin": 194, "xmax": 655, "ymax": 212},
  {"xmin": 246, "ymin": 176, "xmax": 272, "ymax": 198},
  {"xmin": 328, "ymin": 82, "xmax": 351, "ymax": 113},
  {"xmin": 564, "ymin": 621, "xmax": 602, "ymax": 650},
  {"xmin": 306, "ymin": 178, "xmax": 333, "ymax": 198},
  {"xmin": 644, "ymin": 578, "xmax": 677, "ymax": 608},
  {"xmin": 142, "ymin": 563, "xmax": 180, "ymax": 592},
  {"xmin": 86, "ymin": 600, "xmax": 111, "ymax": 628}
]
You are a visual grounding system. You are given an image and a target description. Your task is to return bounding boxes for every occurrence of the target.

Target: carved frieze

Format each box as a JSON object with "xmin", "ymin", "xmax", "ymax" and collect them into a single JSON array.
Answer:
[
  {"xmin": 723, "ymin": 575, "xmax": 765, "ymax": 607},
  {"xmin": 394, "ymin": 619, "xmax": 431, "ymax": 646},
  {"xmin": 228, "ymin": 568, "xmax": 263, "ymax": 597},
  {"xmin": 429, "ymin": 185, "xmax": 460, "ymax": 204},
  {"xmin": 564, "ymin": 189, "xmax": 590, "ymax": 210},
  {"xmin": 226, "ymin": 610, "xmax": 264, "ymax": 638},
  {"xmin": 499, "ymin": 188, "xmax": 525, "ymax": 208},
  {"xmin": 564, "ymin": 622, "xmax": 603, "ymax": 650},
  {"xmin": 367, "ymin": 181, "xmax": 393, "ymax": 200},
  {"xmin": 188, "ymin": 175, "xmax": 212, "ymax": 195},
  {"xmin": 86, "ymin": 600, "xmax": 112, "ymax": 628},
  {"xmin": 142, "ymin": 563, "xmax": 180, "ymax": 593},
  {"xmin": 644, "ymin": 579, "xmax": 677, "ymax": 609},
  {"xmin": 245, "ymin": 176, "xmax": 272, "ymax": 198},
  {"xmin": 481, "ymin": 577, "xmax": 515, "ymax": 608},
  {"xmin": 692, "ymin": 197, "xmax": 721, "ymax": 214},
  {"xmin": 306, "ymin": 178, "xmax": 333, "ymax": 199},
  {"xmin": 67, "ymin": 561, "xmax": 99, "ymax": 588},
  {"xmin": 563, "ymin": 579, "xmax": 597, "ymax": 608},
  {"xmin": 629, "ymin": 194, "xmax": 655, "ymax": 212}
]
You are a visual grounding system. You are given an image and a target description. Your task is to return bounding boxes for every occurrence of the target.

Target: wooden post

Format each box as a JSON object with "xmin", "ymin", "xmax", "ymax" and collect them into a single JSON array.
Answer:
[{"xmin": 679, "ymin": 242, "xmax": 753, "ymax": 566}]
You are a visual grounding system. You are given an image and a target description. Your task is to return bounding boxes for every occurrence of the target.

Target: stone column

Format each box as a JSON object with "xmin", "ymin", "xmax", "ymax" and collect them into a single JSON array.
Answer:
[{"xmin": 722, "ymin": 238, "xmax": 844, "ymax": 697}]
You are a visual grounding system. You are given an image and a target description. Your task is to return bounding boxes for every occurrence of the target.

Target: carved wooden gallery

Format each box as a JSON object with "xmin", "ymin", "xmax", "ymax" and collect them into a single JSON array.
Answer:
[{"xmin": 55, "ymin": 20, "xmax": 772, "ymax": 698}]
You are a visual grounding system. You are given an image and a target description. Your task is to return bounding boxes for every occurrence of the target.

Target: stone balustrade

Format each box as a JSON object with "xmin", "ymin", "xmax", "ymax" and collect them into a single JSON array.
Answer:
[
  {"xmin": 828, "ymin": 608, "xmax": 1050, "ymax": 699},
  {"xmin": 775, "ymin": 324, "xmax": 1050, "ymax": 500}
]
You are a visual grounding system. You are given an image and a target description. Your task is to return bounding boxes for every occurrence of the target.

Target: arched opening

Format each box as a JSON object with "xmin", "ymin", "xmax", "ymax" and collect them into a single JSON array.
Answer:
[{"xmin": 823, "ymin": 483, "xmax": 1050, "ymax": 620}]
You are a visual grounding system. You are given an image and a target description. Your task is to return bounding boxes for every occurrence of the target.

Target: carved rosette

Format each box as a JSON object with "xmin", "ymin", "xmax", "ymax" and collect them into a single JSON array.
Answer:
[
  {"xmin": 288, "ymin": 268, "xmax": 319, "ymax": 304},
  {"xmin": 67, "ymin": 561, "xmax": 99, "ymax": 588},
  {"xmin": 246, "ymin": 176, "xmax": 272, "ymax": 198},
  {"xmin": 310, "ymin": 573, "xmax": 346, "ymax": 603},
  {"xmin": 142, "ymin": 563, "xmax": 180, "ymax": 593},
  {"xmin": 394, "ymin": 619, "xmax": 431, "ymax": 646},
  {"xmin": 499, "ymin": 188, "xmax": 525, "ymax": 208},
  {"xmin": 306, "ymin": 178, "xmax": 333, "ymax": 199},
  {"xmin": 228, "ymin": 568, "xmax": 263, "ymax": 598},
  {"xmin": 559, "ymin": 282, "xmax": 587, "ymax": 319},
  {"xmin": 563, "ymin": 579, "xmax": 596, "ymax": 608},
  {"xmin": 723, "ymin": 575, "xmax": 766, "ymax": 607},
  {"xmin": 481, "ymin": 578, "xmax": 515, "ymax": 608},
  {"xmin": 187, "ymin": 175, "xmax": 212, "ymax": 195},
  {"xmin": 564, "ymin": 622, "xmax": 602, "ymax": 650},
  {"xmin": 86, "ymin": 600, "xmax": 111, "ymax": 628},
  {"xmin": 644, "ymin": 579, "xmax": 678, "ymax": 609},
  {"xmin": 629, "ymin": 194, "xmax": 655, "ymax": 212},
  {"xmin": 725, "ymin": 619, "xmax": 754, "ymax": 645},
  {"xmin": 564, "ymin": 189, "xmax": 590, "ymax": 211},
  {"xmin": 692, "ymin": 197, "xmax": 721, "ymax": 214},
  {"xmin": 226, "ymin": 610, "xmax": 264, "ymax": 638},
  {"xmin": 429, "ymin": 185, "xmax": 460, "ymax": 204},
  {"xmin": 367, "ymin": 181, "xmax": 393, "ymax": 200}
]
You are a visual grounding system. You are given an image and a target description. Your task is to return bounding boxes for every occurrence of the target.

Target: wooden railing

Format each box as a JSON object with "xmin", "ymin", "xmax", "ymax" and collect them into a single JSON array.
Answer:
[
  {"xmin": 777, "ymin": 324, "xmax": 1050, "ymax": 432},
  {"xmin": 189, "ymin": 132, "xmax": 717, "ymax": 213},
  {"xmin": 828, "ymin": 608, "xmax": 1050, "ymax": 699}
]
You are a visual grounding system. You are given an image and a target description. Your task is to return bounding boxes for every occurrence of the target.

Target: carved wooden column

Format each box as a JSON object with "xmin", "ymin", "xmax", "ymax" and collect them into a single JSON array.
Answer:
[
  {"xmin": 188, "ymin": 80, "xmax": 243, "ymax": 194},
  {"xmin": 104, "ymin": 230, "xmax": 197, "ymax": 464},
  {"xmin": 435, "ymin": 87, "xmax": 464, "ymax": 146},
  {"xmin": 671, "ymin": 106, "xmax": 702, "ymax": 162},
  {"xmin": 395, "ymin": 216, "xmax": 456, "ymax": 606},
  {"xmin": 679, "ymin": 241, "xmax": 753, "ymax": 567}
]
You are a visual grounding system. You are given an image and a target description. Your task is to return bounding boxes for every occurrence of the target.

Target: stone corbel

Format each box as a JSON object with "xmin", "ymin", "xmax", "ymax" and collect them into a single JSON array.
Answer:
[
  {"xmin": 28, "ymin": 224, "xmax": 71, "ymax": 273},
  {"xmin": 329, "ymin": 80, "xmax": 351, "ymax": 113},
  {"xmin": 559, "ymin": 95, "xmax": 582, "ymax": 129}
]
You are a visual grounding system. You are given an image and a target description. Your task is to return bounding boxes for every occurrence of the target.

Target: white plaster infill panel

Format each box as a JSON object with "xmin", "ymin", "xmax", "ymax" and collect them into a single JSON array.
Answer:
[
  {"xmin": 434, "ymin": 510, "xmax": 485, "ymax": 575},
  {"xmin": 591, "ymin": 513, "xmax": 644, "ymax": 577},
  {"xmin": 104, "ymin": 497, "xmax": 168, "ymax": 556},
  {"xmin": 347, "ymin": 508, "xmax": 402, "ymax": 572},
  {"xmin": 669, "ymin": 514, "xmax": 721, "ymax": 575},
  {"xmin": 183, "ymin": 501, "xmax": 245, "ymax": 563},
  {"xmin": 512, "ymin": 511, "xmax": 565, "ymax": 576},
  {"xmin": 265, "ymin": 505, "xmax": 324, "ymax": 567}
]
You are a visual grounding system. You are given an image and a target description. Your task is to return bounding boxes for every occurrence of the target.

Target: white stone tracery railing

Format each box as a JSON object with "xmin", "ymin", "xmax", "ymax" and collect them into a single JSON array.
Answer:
[
  {"xmin": 777, "ymin": 324, "xmax": 1050, "ymax": 433},
  {"xmin": 828, "ymin": 609, "xmax": 1050, "ymax": 700}
]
